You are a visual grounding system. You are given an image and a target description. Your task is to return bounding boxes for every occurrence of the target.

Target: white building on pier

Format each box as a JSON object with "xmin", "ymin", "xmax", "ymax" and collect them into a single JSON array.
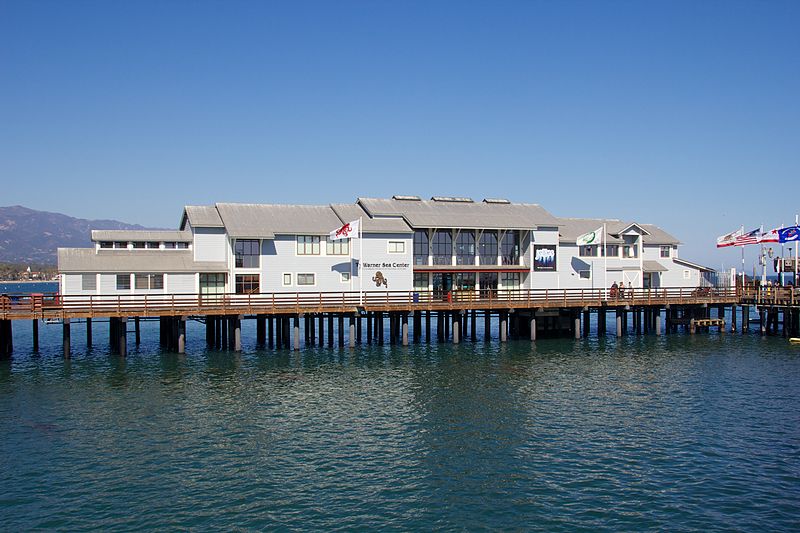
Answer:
[{"xmin": 58, "ymin": 196, "xmax": 714, "ymax": 297}]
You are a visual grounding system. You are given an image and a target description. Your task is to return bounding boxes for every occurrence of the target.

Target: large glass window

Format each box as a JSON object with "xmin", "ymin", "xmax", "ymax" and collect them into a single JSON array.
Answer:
[
  {"xmin": 200, "ymin": 273, "xmax": 226, "ymax": 295},
  {"xmin": 235, "ymin": 239, "xmax": 260, "ymax": 268},
  {"xmin": 297, "ymin": 236, "xmax": 320, "ymax": 255},
  {"xmin": 660, "ymin": 245, "xmax": 671, "ymax": 258},
  {"xmin": 501, "ymin": 272, "xmax": 521, "ymax": 289},
  {"xmin": 116, "ymin": 274, "xmax": 130, "ymax": 290},
  {"xmin": 604, "ymin": 245, "xmax": 619, "ymax": 257},
  {"xmin": 413, "ymin": 230, "xmax": 429, "ymax": 265},
  {"xmin": 413, "ymin": 273, "xmax": 429, "ymax": 291},
  {"xmin": 479, "ymin": 231, "xmax": 498, "ymax": 265},
  {"xmin": 623, "ymin": 244, "xmax": 639, "ymax": 258},
  {"xmin": 579, "ymin": 245, "xmax": 598, "ymax": 257},
  {"xmin": 99, "ymin": 241, "xmax": 113, "ymax": 249},
  {"xmin": 326, "ymin": 238, "xmax": 350, "ymax": 256},
  {"xmin": 501, "ymin": 231, "xmax": 519, "ymax": 265},
  {"xmin": 479, "ymin": 272, "xmax": 498, "ymax": 294},
  {"xmin": 235, "ymin": 274, "xmax": 260, "ymax": 294},
  {"xmin": 432, "ymin": 230, "xmax": 452, "ymax": 265},
  {"xmin": 453, "ymin": 272, "xmax": 476, "ymax": 291},
  {"xmin": 456, "ymin": 231, "xmax": 476, "ymax": 265}
]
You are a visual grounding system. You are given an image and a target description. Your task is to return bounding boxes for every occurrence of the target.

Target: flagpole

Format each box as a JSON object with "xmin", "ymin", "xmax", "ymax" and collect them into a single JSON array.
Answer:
[
  {"xmin": 795, "ymin": 214, "xmax": 799, "ymax": 288},
  {"xmin": 603, "ymin": 222, "xmax": 607, "ymax": 298},
  {"xmin": 740, "ymin": 225, "xmax": 745, "ymax": 287},
  {"xmin": 359, "ymin": 216, "xmax": 363, "ymax": 305}
]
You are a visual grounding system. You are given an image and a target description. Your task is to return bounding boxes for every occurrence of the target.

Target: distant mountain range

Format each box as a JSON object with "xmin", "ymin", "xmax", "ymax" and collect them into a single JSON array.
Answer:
[{"xmin": 0, "ymin": 205, "xmax": 151, "ymax": 265}]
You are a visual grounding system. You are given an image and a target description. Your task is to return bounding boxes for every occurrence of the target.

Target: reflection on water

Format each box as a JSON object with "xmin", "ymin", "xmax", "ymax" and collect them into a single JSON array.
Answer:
[{"xmin": 1, "ymin": 331, "xmax": 799, "ymax": 531}]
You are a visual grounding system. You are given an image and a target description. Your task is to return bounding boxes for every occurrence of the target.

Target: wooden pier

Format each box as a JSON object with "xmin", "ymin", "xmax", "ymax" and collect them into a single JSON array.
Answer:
[{"xmin": 0, "ymin": 286, "xmax": 798, "ymax": 358}]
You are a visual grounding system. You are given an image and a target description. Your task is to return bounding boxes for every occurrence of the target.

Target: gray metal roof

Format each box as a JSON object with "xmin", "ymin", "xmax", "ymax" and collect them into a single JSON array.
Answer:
[
  {"xmin": 91, "ymin": 230, "xmax": 192, "ymax": 242},
  {"xmin": 182, "ymin": 205, "xmax": 224, "ymax": 228},
  {"xmin": 673, "ymin": 257, "xmax": 715, "ymax": 272},
  {"xmin": 58, "ymin": 248, "xmax": 226, "ymax": 273},
  {"xmin": 557, "ymin": 218, "xmax": 680, "ymax": 245},
  {"xmin": 215, "ymin": 203, "xmax": 343, "ymax": 238},
  {"xmin": 330, "ymin": 204, "xmax": 412, "ymax": 234},
  {"xmin": 357, "ymin": 197, "xmax": 560, "ymax": 230},
  {"xmin": 642, "ymin": 260, "xmax": 668, "ymax": 272}
]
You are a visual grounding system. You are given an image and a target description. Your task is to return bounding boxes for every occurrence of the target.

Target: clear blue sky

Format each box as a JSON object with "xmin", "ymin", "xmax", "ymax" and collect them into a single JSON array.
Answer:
[{"xmin": 1, "ymin": 0, "xmax": 798, "ymax": 269}]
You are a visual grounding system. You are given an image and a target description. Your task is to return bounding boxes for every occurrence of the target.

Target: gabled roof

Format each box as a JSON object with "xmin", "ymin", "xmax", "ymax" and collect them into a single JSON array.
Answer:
[
  {"xmin": 58, "ymin": 248, "xmax": 226, "ymax": 273},
  {"xmin": 215, "ymin": 203, "xmax": 343, "ymax": 238},
  {"xmin": 330, "ymin": 204, "xmax": 412, "ymax": 234},
  {"xmin": 557, "ymin": 218, "xmax": 680, "ymax": 245},
  {"xmin": 673, "ymin": 257, "xmax": 715, "ymax": 272},
  {"xmin": 91, "ymin": 230, "xmax": 192, "ymax": 242},
  {"xmin": 181, "ymin": 205, "xmax": 224, "ymax": 229},
  {"xmin": 356, "ymin": 197, "xmax": 560, "ymax": 230}
]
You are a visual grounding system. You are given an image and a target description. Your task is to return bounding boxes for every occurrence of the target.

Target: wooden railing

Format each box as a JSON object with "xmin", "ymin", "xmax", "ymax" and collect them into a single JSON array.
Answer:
[
  {"xmin": 0, "ymin": 286, "xmax": 746, "ymax": 320},
  {"xmin": 739, "ymin": 286, "xmax": 798, "ymax": 306}
]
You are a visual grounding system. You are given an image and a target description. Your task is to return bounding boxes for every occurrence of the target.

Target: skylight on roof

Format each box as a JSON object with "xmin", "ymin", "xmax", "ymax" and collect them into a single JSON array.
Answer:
[
  {"xmin": 483, "ymin": 198, "xmax": 510, "ymax": 204},
  {"xmin": 392, "ymin": 195, "xmax": 421, "ymax": 201},
  {"xmin": 431, "ymin": 196, "xmax": 474, "ymax": 203}
]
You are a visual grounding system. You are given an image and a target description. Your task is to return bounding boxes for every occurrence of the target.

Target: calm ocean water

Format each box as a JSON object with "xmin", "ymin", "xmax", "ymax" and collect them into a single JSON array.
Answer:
[{"xmin": 1, "ymin": 318, "xmax": 799, "ymax": 531}]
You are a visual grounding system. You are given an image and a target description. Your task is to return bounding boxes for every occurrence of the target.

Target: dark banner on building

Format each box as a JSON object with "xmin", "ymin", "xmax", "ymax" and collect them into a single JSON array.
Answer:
[{"xmin": 533, "ymin": 245, "xmax": 557, "ymax": 271}]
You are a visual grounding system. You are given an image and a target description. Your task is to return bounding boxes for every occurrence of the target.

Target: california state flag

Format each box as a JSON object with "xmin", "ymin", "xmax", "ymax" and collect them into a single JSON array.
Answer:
[{"xmin": 330, "ymin": 219, "xmax": 359, "ymax": 240}]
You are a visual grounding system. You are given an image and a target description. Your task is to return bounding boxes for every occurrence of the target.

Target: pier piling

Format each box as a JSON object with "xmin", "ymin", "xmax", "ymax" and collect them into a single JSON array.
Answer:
[
  {"xmin": 62, "ymin": 318, "xmax": 70, "ymax": 358},
  {"xmin": 32, "ymin": 319, "xmax": 39, "ymax": 352}
]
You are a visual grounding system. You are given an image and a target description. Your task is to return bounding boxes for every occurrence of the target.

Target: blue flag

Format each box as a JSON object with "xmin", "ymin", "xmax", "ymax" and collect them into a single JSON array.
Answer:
[{"xmin": 778, "ymin": 226, "xmax": 800, "ymax": 243}]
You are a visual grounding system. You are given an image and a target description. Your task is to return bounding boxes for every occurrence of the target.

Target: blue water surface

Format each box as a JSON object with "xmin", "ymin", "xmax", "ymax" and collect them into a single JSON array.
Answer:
[{"xmin": 0, "ymin": 319, "xmax": 798, "ymax": 531}]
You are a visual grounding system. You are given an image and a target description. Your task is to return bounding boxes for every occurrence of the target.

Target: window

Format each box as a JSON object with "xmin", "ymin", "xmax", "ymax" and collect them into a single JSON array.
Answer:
[
  {"xmin": 683, "ymin": 270, "xmax": 691, "ymax": 280},
  {"xmin": 413, "ymin": 230, "xmax": 429, "ymax": 265},
  {"xmin": 432, "ymin": 230, "xmax": 452, "ymax": 265},
  {"xmin": 200, "ymin": 273, "xmax": 226, "ymax": 295},
  {"xmin": 235, "ymin": 239, "xmax": 260, "ymax": 268},
  {"xmin": 297, "ymin": 235, "xmax": 320, "ymax": 255},
  {"xmin": 413, "ymin": 273, "xmax": 429, "ymax": 291},
  {"xmin": 340, "ymin": 272, "xmax": 351, "ymax": 283},
  {"xmin": 135, "ymin": 273, "xmax": 164, "ymax": 290},
  {"xmin": 604, "ymin": 245, "xmax": 619, "ymax": 257},
  {"xmin": 623, "ymin": 244, "xmax": 638, "ymax": 258},
  {"xmin": 501, "ymin": 231, "xmax": 519, "ymax": 265},
  {"xmin": 163, "ymin": 242, "xmax": 176, "ymax": 249},
  {"xmin": 327, "ymin": 238, "xmax": 350, "ymax": 256},
  {"xmin": 297, "ymin": 273, "xmax": 315, "ymax": 286},
  {"xmin": 81, "ymin": 274, "xmax": 96, "ymax": 291},
  {"xmin": 99, "ymin": 241, "xmax": 113, "ymax": 249},
  {"xmin": 660, "ymin": 246, "xmax": 671, "ymax": 258},
  {"xmin": 479, "ymin": 231, "xmax": 498, "ymax": 265},
  {"xmin": 177, "ymin": 242, "xmax": 189, "ymax": 249},
  {"xmin": 579, "ymin": 270, "xmax": 591, "ymax": 279},
  {"xmin": 501, "ymin": 272, "xmax": 521, "ymax": 289},
  {"xmin": 116, "ymin": 274, "xmax": 131, "ymax": 290},
  {"xmin": 388, "ymin": 241, "xmax": 405, "ymax": 254},
  {"xmin": 579, "ymin": 245, "xmax": 598, "ymax": 257},
  {"xmin": 235, "ymin": 274, "xmax": 260, "ymax": 294},
  {"xmin": 146, "ymin": 242, "xmax": 160, "ymax": 249},
  {"xmin": 113, "ymin": 242, "xmax": 128, "ymax": 249},
  {"xmin": 132, "ymin": 242, "xmax": 145, "ymax": 249},
  {"xmin": 456, "ymin": 231, "xmax": 475, "ymax": 265}
]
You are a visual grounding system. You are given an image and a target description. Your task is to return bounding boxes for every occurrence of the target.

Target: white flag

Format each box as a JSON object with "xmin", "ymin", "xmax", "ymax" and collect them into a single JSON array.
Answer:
[
  {"xmin": 576, "ymin": 226, "xmax": 603, "ymax": 246},
  {"xmin": 330, "ymin": 219, "xmax": 359, "ymax": 240}
]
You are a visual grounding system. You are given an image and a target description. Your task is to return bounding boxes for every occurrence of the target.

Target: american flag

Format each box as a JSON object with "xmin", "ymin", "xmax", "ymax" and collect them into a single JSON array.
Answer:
[{"xmin": 733, "ymin": 228, "xmax": 761, "ymax": 246}]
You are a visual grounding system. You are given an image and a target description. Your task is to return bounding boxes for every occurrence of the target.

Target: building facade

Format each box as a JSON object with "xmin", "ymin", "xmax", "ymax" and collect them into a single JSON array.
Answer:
[{"xmin": 58, "ymin": 196, "xmax": 713, "ymax": 297}]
